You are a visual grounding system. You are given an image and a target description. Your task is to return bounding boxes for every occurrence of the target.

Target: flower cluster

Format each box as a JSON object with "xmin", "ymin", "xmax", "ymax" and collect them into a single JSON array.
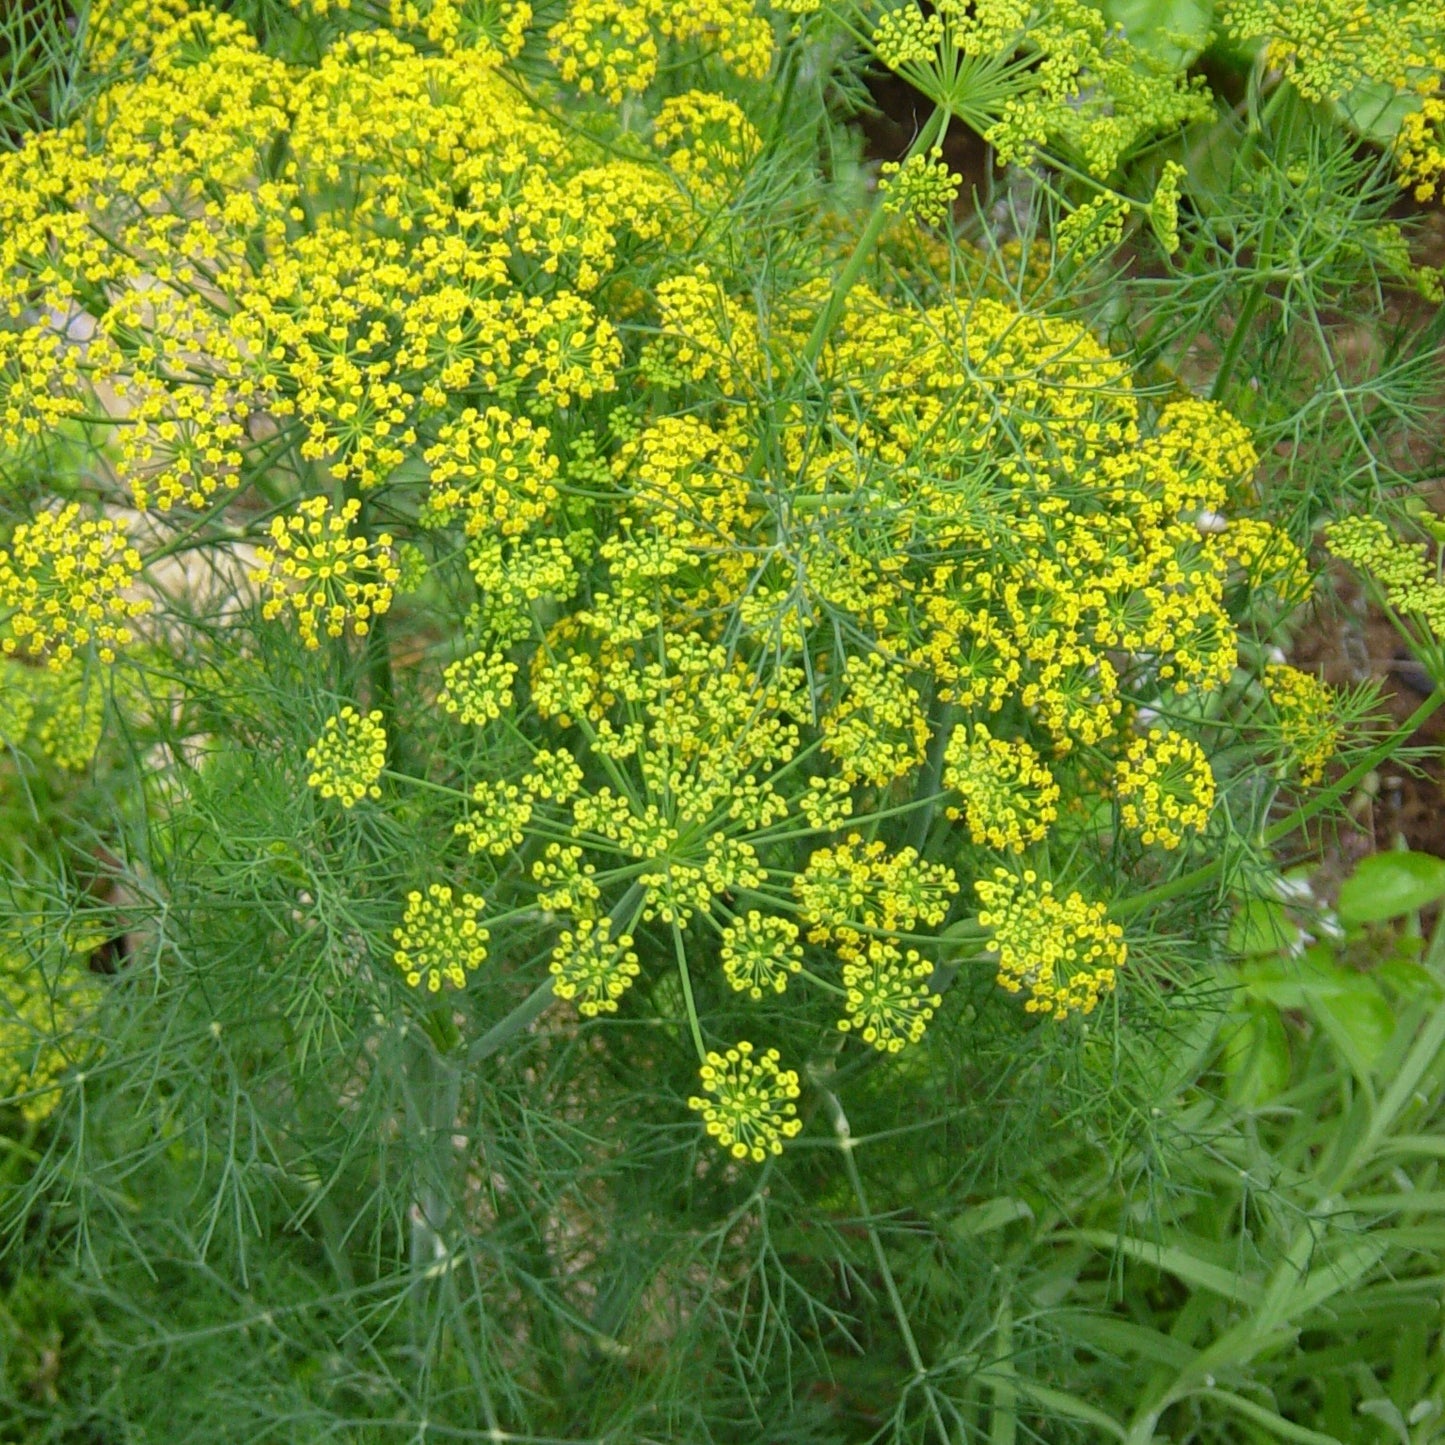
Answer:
[
  {"xmin": 1114, "ymin": 732, "xmax": 1215, "ymax": 850},
  {"xmin": 0, "ymin": 6, "xmax": 1328, "ymax": 1172},
  {"xmin": 392, "ymin": 884, "xmax": 489, "ymax": 992},
  {"xmin": 1263, "ymin": 664, "xmax": 1339, "ymax": 786},
  {"xmin": 1398, "ymin": 98, "xmax": 1445, "ymax": 202},
  {"xmin": 869, "ymin": 0, "xmax": 1212, "ymax": 177},
  {"xmin": 0, "ymin": 506, "xmax": 149, "ymax": 668},
  {"xmin": 548, "ymin": 916, "xmax": 641, "ymax": 1016},
  {"xmin": 423, "ymin": 409, "xmax": 559, "ymax": 539},
  {"xmin": 1326, "ymin": 515, "xmax": 1445, "ymax": 632},
  {"xmin": 0, "ymin": 925, "xmax": 98, "ymax": 1125},
  {"xmin": 878, "ymin": 149, "xmax": 962, "ymax": 227},
  {"xmin": 438, "ymin": 650, "xmax": 516, "ymax": 726},
  {"xmin": 838, "ymin": 941, "xmax": 941, "ymax": 1053},
  {"xmin": 1057, "ymin": 193, "xmax": 1130, "ymax": 264},
  {"xmin": 653, "ymin": 92, "xmax": 762, "ymax": 204},
  {"xmin": 388, "ymin": 0, "xmax": 532, "ymax": 59},
  {"xmin": 687, "ymin": 1041, "xmax": 803, "ymax": 1162},
  {"xmin": 720, "ymin": 912, "xmax": 803, "ymax": 1000},
  {"xmin": 794, "ymin": 835, "xmax": 958, "ymax": 947},
  {"xmin": 975, "ymin": 869, "xmax": 1126, "ymax": 1019},
  {"xmin": 1222, "ymin": 0, "xmax": 1445, "ymax": 200},
  {"xmin": 545, "ymin": 0, "xmax": 770, "ymax": 103},
  {"xmin": 306, "ymin": 706, "xmax": 388, "ymax": 807},
  {"xmin": 250, "ymin": 499, "xmax": 399, "ymax": 650},
  {"xmin": 1149, "ymin": 161, "xmax": 1188, "ymax": 256},
  {"xmin": 944, "ymin": 724, "xmax": 1059, "ymax": 851}
]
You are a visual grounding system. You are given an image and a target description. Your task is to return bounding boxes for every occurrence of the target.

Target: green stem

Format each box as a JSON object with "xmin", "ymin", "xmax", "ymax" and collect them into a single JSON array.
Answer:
[
  {"xmin": 790, "ymin": 105, "xmax": 947, "ymax": 387},
  {"xmin": 465, "ymin": 976, "xmax": 556, "ymax": 1067},
  {"xmin": 671, "ymin": 921, "xmax": 708, "ymax": 1065},
  {"xmin": 1208, "ymin": 212, "xmax": 1277, "ymax": 406},
  {"xmin": 816, "ymin": 1080, "xmax": 954, "ymax": 1445},
  {"xmin": 908, "ymin": 698, "xmax": 956, "ymax": 853}
]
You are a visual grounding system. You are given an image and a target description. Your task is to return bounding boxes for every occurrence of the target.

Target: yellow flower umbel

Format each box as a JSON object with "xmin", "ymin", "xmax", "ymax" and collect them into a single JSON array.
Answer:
[
  {"xmin": 548, "ymin": 915, "xmax": 640, "ymax": 1017},
  {"xmin": 878, "ymin": 148, "xmax": 962, "ymax": 227},
  {"xmin": 794, "ymin": 835, "xmax": 958, "ymax": 947},
  {"xmin": 455, "ymin": 780, "xmax": 534, "ymax": 856},
  {"xmin": 421, "ymin": 408, "xmax": 560, "ymax": 539},
  {"xmin": 820, "ymin": 654, "xmax": 929, "ymax": 787},
  {"xmin": 1114, "ymin": 732, "xmax": 1215, "ymax": 850},
  {"xmin": 1326, "ymin": 515, "xmax": 1445, "ymax": 633},
  {"xmin": 305, "ymin": 706, "xmax": 387, "ymax": 807},
  {"xmin": 837, "ymin": 939, "xmax": 942, "ymax": 1053},
  {"xmin": 0, "ymin": 505, "xmax": 149, "ymax": 668},
  {"xmin": 250, "ymin": 498, "xmax": 399, "ymax": 650},
  {"xmin": 34, "ymin": 665, "xmax": 106, "ymax": 772},
  {"xmin": 720, "ymin": 912, "xmax": 803, "ymax": 1001},
  {"xmin": 0, "ymin": 667, "xmax": 36, "ymax": 747},
  {"xmin": 975, "ymin": 869, "xmax": 1125, "ymax": 1019},
  {"xmin": 1055, "ymin": 193, "xmax": 1130, "ymax": 264},
  {"xmin": 653, "ymin": 91, "xmax": 762, "ymax": 205},
  {"xmin": 1263, "ymin": 664, "xmax": 1338, "ymax": 786},
  {"xmin": 1398, "ymin": 97, "xmax": 1445, "ymax": 202},
  {"xmin": 1221, "ymin": 0, "xmax": 1445, "ymax": 200},
  {"xmin": 688, "ymin": 1041, "xmax": 803, "ymax": 1162},
  {"xmin": 944, "ymin": 723, "xmax": 1059, "ymax": 851},
  {"xmin": 392, "ymin": 883, "xmax": 489, "ymax": 993},
  {"xmin": 0, "ymin": 926, "xmax": 98, "ymax": 1125},
  {"xmin": 869, "ymin": 0, "xmax": 1210, "ymax": 178},
  {"xmin": 438, "ymin": 649, "xmax": 517, "ymax": 726},
  {"xmin": 1149, "ymin": 160, "xmax": 1188, "ymax": 255}
]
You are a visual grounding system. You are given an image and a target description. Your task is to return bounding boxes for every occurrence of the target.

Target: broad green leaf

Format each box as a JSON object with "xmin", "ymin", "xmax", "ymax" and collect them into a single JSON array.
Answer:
[
  {"xmin": 1309, "ymin": 976, "xmax": 1396, "ymax": 1082},
  {"xmin": 1228, "ymin": 896, "xmax": 1300, "ymax": 958},
  {"xmin": 1200, "ymin": 1387, "xmax": 1345, "ymax": 1444},
  {"xmin": 1059, "ymin": 1230, "xmax": 1264, "ymax": 1306},
  {"xmin": 1372, "ymin": 957, "xmax": 1443, "ymax": 1001},
  {"xmin": 949, "ymin": 1196, "xmax": 1034, "ymax": 1240},
  {"xmin": 1097, "ymin": 0, "xmax": 1213, "ymax": 67},
  {"xmin": 1237, "ymin": 946, "xmax": 1394, "ymax": 1076},
  {"xmin": 1380, "ymin": 1135, "xmax": 1445, "ymax": 1160},
  {"xmin": 1008, "ymin": 1379, "xmax": 1128, "ymax": 1439},
  {"xmin": 1220, "ymin": 1001, "xmax": 1291, "ymax": 1108},
  {"xmin": 1346, "ymin": 1192, "xmax": 1445, "ymax": 1215},
  {"xmin": 1065, "ymin": 1314, "xmax": 1198, "ymax": 1371},
  {"xmin": 1332, "ymin": 80, "xmax": 1421, "ymax": 146},
  {"xmin": 1246, "ymin": 1235, "xmax": 1388, "ymax": 1350},
  {"xmin": 1337, "ymin": 852, "xmax": 1445, "ymax": 926}
]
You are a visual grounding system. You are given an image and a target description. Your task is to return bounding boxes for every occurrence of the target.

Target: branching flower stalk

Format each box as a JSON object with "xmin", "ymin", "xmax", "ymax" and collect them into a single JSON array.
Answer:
[{"xmin": 0, "ymin": 0, "xmax": 1431, "ymax": 1436}]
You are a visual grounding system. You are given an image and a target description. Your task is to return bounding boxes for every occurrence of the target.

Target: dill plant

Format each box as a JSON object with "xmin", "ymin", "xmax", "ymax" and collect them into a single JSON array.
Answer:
[{"xmin": 0, "ymin": 0, "xmax": 1440, "ymax": 1441}]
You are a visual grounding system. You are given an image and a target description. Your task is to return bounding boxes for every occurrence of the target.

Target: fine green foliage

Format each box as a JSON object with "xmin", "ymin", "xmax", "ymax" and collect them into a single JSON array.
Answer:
[
  {"xmin": 0, "ymin": 3, "xmax": 86, "ymax": 146},
  {"xmin": 0, "ymin": 0, "xmax": 1441, "ymax": 1441}
]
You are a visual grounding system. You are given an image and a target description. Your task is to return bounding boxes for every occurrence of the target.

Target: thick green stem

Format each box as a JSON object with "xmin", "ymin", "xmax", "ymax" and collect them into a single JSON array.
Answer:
[
  {"xmin": 791, "ymin": 107, "xmax": 947, "ymax": 386},
  {"xmin": 1208, "ymin": 212, "xmax": 1276, "ymax": 406},
  {"xmin": 405, "ymin": 1031, "xmax": 462, "ymax": 1337},
  {"xmin": 671, "ymin": 921, "xmax": 709, "ymax": 1065}
]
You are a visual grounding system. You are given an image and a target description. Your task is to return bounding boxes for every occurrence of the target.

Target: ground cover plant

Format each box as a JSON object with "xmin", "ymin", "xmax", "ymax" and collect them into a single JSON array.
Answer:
[{"xmin": 0, "ymin": 0, "xmax": 1443, "ymax": 1440}]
